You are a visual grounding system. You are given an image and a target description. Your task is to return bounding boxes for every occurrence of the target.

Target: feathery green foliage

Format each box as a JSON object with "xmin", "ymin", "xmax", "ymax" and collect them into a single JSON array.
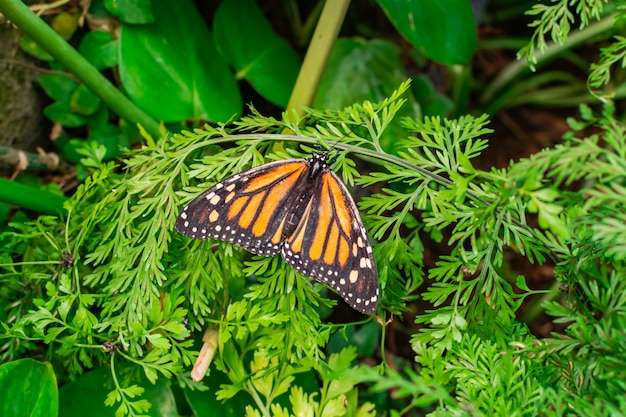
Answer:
[
  {"xmin": 518, "ymin": 0, "xmax": 612, "ymax": 67},
  {"xmin": 2, "ymin": 76, "xmax": 626, "ymax": 415}
]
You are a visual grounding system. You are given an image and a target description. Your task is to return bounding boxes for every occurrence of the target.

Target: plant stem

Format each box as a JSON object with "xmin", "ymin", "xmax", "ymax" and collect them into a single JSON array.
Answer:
[
  {"xmin": 0, "ymin": 178, "xmax": 67, "ymax": 215},
  {"xmin": 286, "ymin": 0, "xmax": 351, "ymax": 120},
  {"xmin": 0, "ymin": 145, "xmax": 70, "ymax": 172},
  {"xmin": 480, "ymin": 13, "xmax": 618, "ymax": 105},
  {"xmin": 0, "ymin": 0, "xmax": 163, "ymax": 140},
  {"xmin": 520, "ymin": 279, "xmax": 562, "ymax": 323}
]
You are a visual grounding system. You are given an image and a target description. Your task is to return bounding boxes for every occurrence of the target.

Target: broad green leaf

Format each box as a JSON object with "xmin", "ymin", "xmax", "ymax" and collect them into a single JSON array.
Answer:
[
  {"xmin": 59, "ymin": 365, "xmax": 177, "ymax": 417},
  {"xmin": 119, "ymin": 0, "xmax": 241, "ymax": 122},
  {"xmin": 411, "ymin": 75, "xmax": 453, "ymax": 118},
  {"xmin": 71, "ymin": 84, "xmax": 101, "ymax": 116},
  {"xmin": 0, "ymin": 359, "xmax": 58, "ymax": 417},
  {"xmin": 376, "ymin": 0, "xmax": 476, "ymax": 64},
  {"xmin": 62, "ymin": 139, "xmax": 88, "ymax": 164},
  {"xmin": 19, "ymin": 35, "xmax": 54, "ymax": 61},
  {"xmin": 104, "ymin": 0, "xmax": 154, "ymax": 24},
  {"xmin": 411, "ymin": 74, "xmax": 435, "ymax": 103},
  {"xmin": 423, "ymin": 94, "xmax": 454, "ymax": 118},
  {"xmin": 38, "ymin": 74, "xmax": 78, "ymax": 102},
  {"xmin": 44, "ymin": 102, "xmax": 87, "ymax": 127},
  {"xmin": 79, "ymin": 31, "xmax": 119, "ymax": 70},
  {"xmin": 213, "ymin": 0, "xmax": 300, "ymax": 107},
  {"xmin": 327, "ymin": 325, "xmax": 355, "ymax": 357},
  {"xmin": 315, "ymin": 39, "xmax": 408, "ymax": 110},
  {"xmin": 327, "ymin": 322, "xmax": 380, "ymax": 358},
  {"xmin": 351, "ymin": 321, "xmax": 381, "ymax": 357},
  {"xmin": 87, "ymin": 105, "xmax": 113, "ymax": 128},
  {"xmin": 185, "ymin": 367, "xmax": 248, "ymax": 416}
]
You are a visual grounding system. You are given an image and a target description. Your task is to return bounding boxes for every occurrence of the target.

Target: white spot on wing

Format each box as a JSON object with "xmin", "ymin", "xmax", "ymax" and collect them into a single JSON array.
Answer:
[{"xmin": 209, "ymin": 194, "xmax": 221, "ymax": 205}]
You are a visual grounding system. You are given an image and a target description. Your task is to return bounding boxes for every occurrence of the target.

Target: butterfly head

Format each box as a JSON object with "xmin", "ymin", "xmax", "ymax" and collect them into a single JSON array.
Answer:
[
  {"xmin": 306, "ymin": 152, "xmax": 330, "ymax": 180},
  {"xmin": 311, "ymin": 151, "xmax": 330, "ymax": 164}
]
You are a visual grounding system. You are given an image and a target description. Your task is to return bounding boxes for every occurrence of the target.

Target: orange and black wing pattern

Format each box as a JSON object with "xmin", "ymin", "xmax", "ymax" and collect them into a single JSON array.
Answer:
[
  {"xmin": 281, "ymin": 168, "xmax": 379, "ymax": 314},
  {"xmin": 176, "ymin": 159, "xmax": 310, "ymax": 256},
  {"xmin": 175, "ymin": 152, "xmax": 379, "ymax": 314}
]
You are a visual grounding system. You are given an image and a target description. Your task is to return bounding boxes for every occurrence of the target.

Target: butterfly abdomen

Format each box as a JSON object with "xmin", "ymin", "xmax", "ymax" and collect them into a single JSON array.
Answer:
[{"xmin": 282, "ymin": 158, "xmax": 326, "ymax": 238}]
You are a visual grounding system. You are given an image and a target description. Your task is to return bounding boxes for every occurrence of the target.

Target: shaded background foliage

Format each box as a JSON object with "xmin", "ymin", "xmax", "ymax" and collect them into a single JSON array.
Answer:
[{"xmin": 1, "ymin": 0, "xmax": 626, "ymax": 416}]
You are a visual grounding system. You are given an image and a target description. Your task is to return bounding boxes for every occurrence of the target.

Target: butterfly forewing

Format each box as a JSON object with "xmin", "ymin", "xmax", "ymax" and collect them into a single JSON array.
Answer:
[
  {"xmin": 176, "ymin": 153, "xmax": 379, "ymax": 314},
  {"xmin": 176, "ymin": 159, "xmax": 309, "ymax": 256}
]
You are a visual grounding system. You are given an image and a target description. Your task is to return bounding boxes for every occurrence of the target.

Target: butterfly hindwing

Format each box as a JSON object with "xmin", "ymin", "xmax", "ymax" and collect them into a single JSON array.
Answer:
[
  {"xmin": 176, "ymin": 159, "xmax": 310, "ymax": 256},
  {"xmin": 281, "ymin": 169, "xmax": 379, "ymax": 314}
]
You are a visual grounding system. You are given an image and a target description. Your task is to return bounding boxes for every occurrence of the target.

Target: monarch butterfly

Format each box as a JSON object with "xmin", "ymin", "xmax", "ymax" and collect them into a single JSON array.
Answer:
[{"xmin": 175, "ymin": 152, "xmax": 379, "ymax": 314}]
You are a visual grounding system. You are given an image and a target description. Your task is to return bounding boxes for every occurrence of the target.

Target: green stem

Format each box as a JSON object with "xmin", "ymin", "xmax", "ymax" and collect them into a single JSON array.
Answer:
[
  {"xmin": 480, "ymin": 13, "xmax": 618, "ymax": 105},
  {"xmin": 451, "ymin": 65, "xmax": 472, "ymax": 117},
  {"xmin": 0, "ymin": 0, "xmax": 163, "ymax": 140},
  {"xmin": 0, "ymin": 178, "xmax": 67, "ymax": 215},
  {"xmin": 246, "ymin": 380, "xmax": 270, "ymax": 416},
  {"xmin": 286, "ymin": 0, "xmax": 350, "ymax": 118},
  {"xmin": 520, "ymin": 279, "xmax": 562, "ymax": 323}
]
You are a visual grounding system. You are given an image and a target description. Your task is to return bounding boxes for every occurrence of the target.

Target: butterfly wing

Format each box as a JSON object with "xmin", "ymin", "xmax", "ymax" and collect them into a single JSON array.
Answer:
[
  {"xmin": 176, "ymin": 159, "xmax": 309, "ymax": 256},
  {"xmin": 281, "ymin": 169, "xmax": 379, "ymax": 314}
]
